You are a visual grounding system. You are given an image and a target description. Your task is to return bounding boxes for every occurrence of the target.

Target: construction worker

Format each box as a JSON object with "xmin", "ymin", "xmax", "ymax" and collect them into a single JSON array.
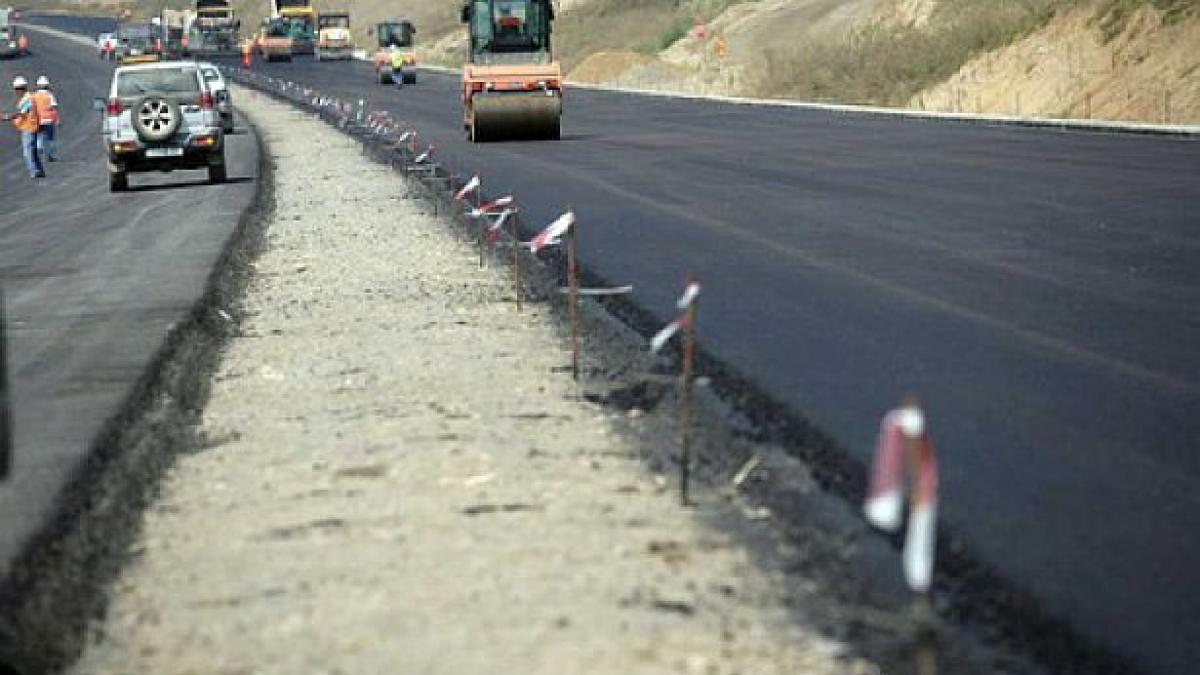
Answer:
[
  {"xmin": 2, "ymin": 76, "xmax": 45, "ymax": 179},
  {"xmin": 32, "ymin": 76, "xmax": 59, "ymax": 163},
  {"xmin": 241, "ymin": 38, "xmax": 252, "ymax": 67}
]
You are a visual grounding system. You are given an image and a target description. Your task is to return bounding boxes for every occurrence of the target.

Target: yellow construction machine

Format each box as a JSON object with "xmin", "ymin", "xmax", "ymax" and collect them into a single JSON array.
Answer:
[
  {"xmin": 256, "ymin": 16, "xmax": 293, "ymax": 61},
  {"xmin": 271, "ymin": 0, "xmax": 315, "ymax": 55},
  {"xmin": 459, "ymin": 0, "xmax": 561, "ymax": 142},
  {"xmin": 371, "ymin": 20, "xmax": 417, "ymax": 85},
  {"xmin": 316, "ymin": 11, "xmax": 353, "ymax": 61}
]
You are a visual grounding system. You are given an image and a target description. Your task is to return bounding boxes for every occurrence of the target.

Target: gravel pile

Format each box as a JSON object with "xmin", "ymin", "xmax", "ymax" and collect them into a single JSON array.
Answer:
[{"xmin": 69, "ymin": 87, "xmax": 884, "ymax": 675}]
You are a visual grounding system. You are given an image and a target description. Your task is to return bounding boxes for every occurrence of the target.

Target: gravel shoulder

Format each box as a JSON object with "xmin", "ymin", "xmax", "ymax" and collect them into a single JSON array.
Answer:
[
  {"xmin": 69, "ymin": 87, "xmax": 876, "ymax": 675},
  {"xmin": 69, "ymin": 86, "xmax": 1041, "ymax": 675}
]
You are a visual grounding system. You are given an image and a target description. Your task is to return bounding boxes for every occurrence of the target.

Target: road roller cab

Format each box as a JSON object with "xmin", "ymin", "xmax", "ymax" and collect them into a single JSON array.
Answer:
[
  {"xmin": 316, "ymin": 12, "xmax": 353, "ymax": 61},
  {"xmin": 460, "ymin": 0, "xmax": 561, "ymax": 142},
  {"xmin": 372, "ymin": 20, "xmax": 417, "ymax": 85}
]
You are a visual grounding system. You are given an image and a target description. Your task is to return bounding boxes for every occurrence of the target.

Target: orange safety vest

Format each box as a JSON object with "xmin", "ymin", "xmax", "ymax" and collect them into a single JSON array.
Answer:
[
  {"xmin": 31, "ymin": 90, "xmax": 58, "ymax": 125},
  {"xmin": 10, "ymin": 93, "xmax": 39, "ymax": 133}
]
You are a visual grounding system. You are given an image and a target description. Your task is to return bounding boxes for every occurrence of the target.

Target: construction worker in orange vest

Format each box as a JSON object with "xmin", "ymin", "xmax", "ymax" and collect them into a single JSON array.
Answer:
[
  {"xmin": 241, "ymin": 39, "xmax": 253, "ymax": 67},
  {"xmin": 32, "ymin": 76, "xmax": 59, "ymax": 163},
  {"xmin": 2, "ymin": 76, "xmax": 45, "ymax": 179}
]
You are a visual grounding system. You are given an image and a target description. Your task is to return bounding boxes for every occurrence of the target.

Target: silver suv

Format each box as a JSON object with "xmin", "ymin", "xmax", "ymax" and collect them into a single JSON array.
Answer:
[{"xmin": 100, "ymin": 61, "xmax": 226, "ymax": 192}]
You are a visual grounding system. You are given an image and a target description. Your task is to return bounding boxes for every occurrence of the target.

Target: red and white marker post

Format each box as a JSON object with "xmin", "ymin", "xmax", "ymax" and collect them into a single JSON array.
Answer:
[
  {"xmin": 527, "ymin": 211, "xmax": 578, "ymax": 373},
  {"xmin": 864, "ymin": 398, "xmax": 940, "ymax": 601},
  {"xmin": 651, "ymin": 277, "xmax": 702, "ymax": 504}
]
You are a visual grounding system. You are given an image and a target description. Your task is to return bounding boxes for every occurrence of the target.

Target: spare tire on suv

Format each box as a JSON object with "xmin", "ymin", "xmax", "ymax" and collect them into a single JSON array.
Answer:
[{"xmin": 132, "ymin": 95, "xmax": 183, "ymax": 142}]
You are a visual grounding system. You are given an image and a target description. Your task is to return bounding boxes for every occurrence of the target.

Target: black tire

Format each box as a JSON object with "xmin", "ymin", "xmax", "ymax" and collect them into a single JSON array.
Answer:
[
  {"xmin": 208, "ymin": 160, "xmax": 227, "ymax": 184},
  {"xmin": 109, "ymin": 169, "xmax": 127, "ymax": 192},
  {"xmin": 403, "ymin": 72, "xmax": 417, "ymax": 85},
  {"xmin": 378, "ymin": 70, "xmax": 391, "ymax": 85},
  {"xmin": 132, "ymin": 96, "xmax": 182, "ymax": 143}
]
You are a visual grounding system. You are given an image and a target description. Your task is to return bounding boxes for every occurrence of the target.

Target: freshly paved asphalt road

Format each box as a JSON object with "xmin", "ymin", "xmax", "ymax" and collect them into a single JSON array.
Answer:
[
  {"xmin": 29, "ymin": 14, "xmax": 1200, "ymax": 674},
  {"xmin": 0, "ymin": 19, "xmax": 258, "ymax": 626}
]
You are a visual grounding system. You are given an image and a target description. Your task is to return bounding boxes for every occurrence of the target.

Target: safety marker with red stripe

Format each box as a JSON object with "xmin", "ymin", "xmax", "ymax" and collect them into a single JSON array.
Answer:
[
  {"xmin": 650, "ymin": 278, "xmax": 702, "ymax": 504},
  {"xmin": 414, "ymin": 144, "xmax": 435, "ymax": 165},
  {"xmin": 475, "ymin": 195, "xmax": 514, "ymax": 215},
  {"xmin": 864, "ymin": 400, "xmax": 940, "ymax": 594},
  {"xmin": 454, "ymin": 175, "xmax": 481, "ymax": 202},
  {"xmin": 527, "ymin": 211, "xmax": 574, "ymax": 253}
]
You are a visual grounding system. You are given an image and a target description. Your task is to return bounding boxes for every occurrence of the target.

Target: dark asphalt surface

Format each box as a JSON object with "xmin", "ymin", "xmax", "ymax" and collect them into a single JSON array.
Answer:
[
  {"xmin": 29, "ymin": 14, "xmax": 1200, "ymax": 675},
  {"xmin": 0, "ymin": 21, "xmax": 258, "ymax": 610}
]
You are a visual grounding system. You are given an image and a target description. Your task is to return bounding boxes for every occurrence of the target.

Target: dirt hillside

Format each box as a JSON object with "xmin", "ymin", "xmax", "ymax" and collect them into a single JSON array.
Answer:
[{"xmin": 912, "ymin": 4, "xmax": 1199, "ymax": 124}]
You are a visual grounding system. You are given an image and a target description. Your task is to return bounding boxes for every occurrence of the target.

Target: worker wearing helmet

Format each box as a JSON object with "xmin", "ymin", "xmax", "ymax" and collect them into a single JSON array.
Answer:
[
  {"xmin": 32, "ymin": 75, "xmax": 59, "ymax": 162},
  {"xmin": 3, "ymin": 76, "xmax": 45, "ymax": 179}
]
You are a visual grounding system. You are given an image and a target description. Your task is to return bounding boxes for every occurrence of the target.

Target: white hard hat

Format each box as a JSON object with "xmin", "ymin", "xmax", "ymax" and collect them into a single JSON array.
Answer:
[
  {"xmin": 12, "ymin": 76, "xmax": 28, "ymax": 89},
  {"xmin": 35, "ymin": 75, "xmax": 50, "ymax": 88}
]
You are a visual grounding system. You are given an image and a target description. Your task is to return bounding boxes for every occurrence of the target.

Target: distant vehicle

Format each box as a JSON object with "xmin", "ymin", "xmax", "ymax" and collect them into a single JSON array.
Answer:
[
  {"xmin": 116, "ymin": 22, "xmax": 161, "ymax": 64},
  {"xmin": 197, "ymin": 62, "xmax": 234, "ymax": 133},
  {"xmin": 0, "ymin": 8, "xmax": 29, "ymax": 58},
  {"xmin": 99, "ymin": 61, "xmax": 227, "ymax": 191},
  {"xmin": 155, "ymin": 9, "xmax": 190, "ymax": 59},
  {"xmin": 97, "ymin": 32, "xmax": 118, "ymax": 60},
  {"xmin": 315, "ymin": 11, "xmax": 353, "ymax": 61},
  {"xmin": 372, "ymin": 20, "xmax": 416, "ymax": 85},
  {"xmin": 189, "ymin": 0, "xmax": 239, "ymax": 54},
  {"xmin": 271, "ymin": 0, "xmax": 315, "ymax": 55},
  {"xmin": 256, "ymin": 16, "xmax": 293, "ymax": 61}
]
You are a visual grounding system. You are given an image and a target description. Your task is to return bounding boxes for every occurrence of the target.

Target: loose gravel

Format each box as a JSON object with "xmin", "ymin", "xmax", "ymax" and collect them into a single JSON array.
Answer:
[{"xmin": 68, "ymin": 87, "xmax": 884, "ymax": 675}]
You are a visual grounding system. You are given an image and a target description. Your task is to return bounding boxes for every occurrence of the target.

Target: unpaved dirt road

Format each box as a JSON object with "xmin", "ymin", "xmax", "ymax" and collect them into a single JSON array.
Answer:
[{"xmin": 69, "ymin": 88, "xmax": 883, "ymax": 675}]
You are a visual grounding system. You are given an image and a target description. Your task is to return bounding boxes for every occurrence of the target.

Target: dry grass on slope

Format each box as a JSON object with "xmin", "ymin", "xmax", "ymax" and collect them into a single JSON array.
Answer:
[
  {"xmin": 744, "ymin": 0, "xmax": 1072, "ymax": 105},
  {"xmin": 915, "ymin": 2, "xmax": 1200, "ymax": 123},
  {"xmin": 743, "ymin": 0, "xmax": 1197, "ymax": 107},
  {"xmin": 554, "ymin": 0, "xmax": 750, "ymax": 71}
]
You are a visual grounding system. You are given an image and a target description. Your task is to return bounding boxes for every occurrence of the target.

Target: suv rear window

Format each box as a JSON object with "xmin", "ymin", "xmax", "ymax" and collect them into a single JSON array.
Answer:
[{"xmin": 117, "ymin": 68, "xmax": 201, "ymax": 97}]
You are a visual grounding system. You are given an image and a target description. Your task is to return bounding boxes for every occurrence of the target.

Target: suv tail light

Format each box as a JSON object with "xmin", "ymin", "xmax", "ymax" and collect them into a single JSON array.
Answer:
[
  {"xmin": 106, "ymin": 98, "xmax": 122, "ymax": 116},
  {"xmin": 200, "ymin": 92, "xmax": 215, "ymax": 110}
]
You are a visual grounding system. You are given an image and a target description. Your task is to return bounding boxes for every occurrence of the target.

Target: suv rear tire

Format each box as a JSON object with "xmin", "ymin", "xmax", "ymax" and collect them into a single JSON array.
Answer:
[
  {"xmin": 208, "ymin": 160, "xmax": 227, "ymax": 184},
  {"xmin": 109, "ymin": 169, "xmax": 128, "ymax": 192},
  {"xmin": 132, "ymin": 96, "xmax": 183, "ymax": 143}
]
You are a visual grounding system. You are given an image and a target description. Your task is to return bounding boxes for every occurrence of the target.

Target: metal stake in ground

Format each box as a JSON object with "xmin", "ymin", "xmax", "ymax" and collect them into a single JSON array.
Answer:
[
  {"xmin": 567, "ymin": 221, "xmax": 580, "ymax": 380},
  {"xmin": 679, "ymin": 287, "xmax": 698, "ymax": 505},
  {"xmin": 512, "ymin": 213, "xmax": 522, "ymax": 312},
  {"xmin": 0, "ymin": 283, "xmax": 10, "ymax": 480},
  {"xmin": 476, "ymin": 191, "xmax": 486, "ymax": 269}
]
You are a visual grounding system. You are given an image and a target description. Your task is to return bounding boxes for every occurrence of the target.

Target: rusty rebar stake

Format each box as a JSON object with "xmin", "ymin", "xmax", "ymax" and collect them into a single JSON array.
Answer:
[
  {"xmin": 512, "ymin": 213, "xmax": 523, "ymax": 312},
  {"xmin": 567, "ymin": 224, "xmax": 580, "ymax": 380},
  {"xmin": 476, "ymin": 192, "xmax": 486, "ymax": 269},
  {"xmin": 680, "ymin": 297, "xmax": 697, "ymax": 505}
]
